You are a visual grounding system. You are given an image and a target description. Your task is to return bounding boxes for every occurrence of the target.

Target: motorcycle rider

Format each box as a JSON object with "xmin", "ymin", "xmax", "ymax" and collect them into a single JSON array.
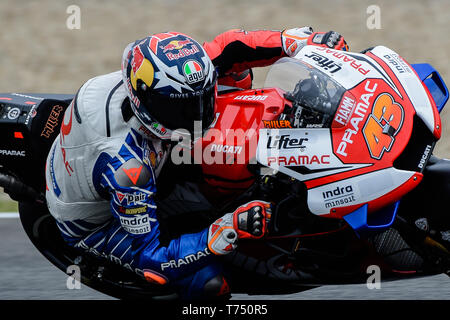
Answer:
[{"xmin": 45, "ymin": 27, "xmax": 348, "ymax": 299}]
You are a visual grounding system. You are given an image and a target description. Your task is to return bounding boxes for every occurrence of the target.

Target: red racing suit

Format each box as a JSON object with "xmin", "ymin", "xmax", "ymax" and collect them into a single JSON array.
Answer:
[{"xmin": 204, "ymin": 29, "xmax": 285, "ymax": 88}]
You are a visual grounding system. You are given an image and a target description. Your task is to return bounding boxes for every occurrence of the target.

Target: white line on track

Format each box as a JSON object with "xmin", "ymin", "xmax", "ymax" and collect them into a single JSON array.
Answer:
[{"xmin": 0, "ymin": 212, "xmax": 19, "ymax": 218}]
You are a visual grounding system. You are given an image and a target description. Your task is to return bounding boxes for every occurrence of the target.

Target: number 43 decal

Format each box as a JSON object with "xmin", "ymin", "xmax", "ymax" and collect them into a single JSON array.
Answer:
[{"xmin": 362, "ymin": 93, "xmax": 404, "ymax": 160}]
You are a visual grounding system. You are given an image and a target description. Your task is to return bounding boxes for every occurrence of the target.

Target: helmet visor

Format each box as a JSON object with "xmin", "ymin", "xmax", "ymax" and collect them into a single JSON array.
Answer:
[{"xmin": 137, "ymin": 80, "xmax": 216, "ymax": 135}]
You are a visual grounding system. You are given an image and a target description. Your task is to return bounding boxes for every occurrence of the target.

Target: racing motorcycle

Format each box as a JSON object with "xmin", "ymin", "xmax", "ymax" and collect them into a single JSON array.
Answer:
[{"xmin": 0, "ymin": 45, "xmax": 449, "ymax": 299}]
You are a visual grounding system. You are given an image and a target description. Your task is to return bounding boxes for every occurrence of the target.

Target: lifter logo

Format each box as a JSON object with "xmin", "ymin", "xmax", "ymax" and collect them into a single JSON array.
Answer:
[
  {"xmin": 267, "ymin": 134, "xmax": 308, "ymax": 150},
  {"xmin": 362, "ymin": 93, "xmax": 404, "ymax": 160}
]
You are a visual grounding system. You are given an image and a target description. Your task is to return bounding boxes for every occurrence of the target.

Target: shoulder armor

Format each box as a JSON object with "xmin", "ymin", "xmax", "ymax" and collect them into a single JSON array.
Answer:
[{"xmin": 114, "ymin": 158, "xmax": 152, "ymax": 187}]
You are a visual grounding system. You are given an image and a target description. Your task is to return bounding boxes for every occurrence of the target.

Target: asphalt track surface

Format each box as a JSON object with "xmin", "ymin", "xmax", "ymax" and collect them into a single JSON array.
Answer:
[{"xmin": 1, "ymin": 215, "xmax": 450, "ymax": 301}]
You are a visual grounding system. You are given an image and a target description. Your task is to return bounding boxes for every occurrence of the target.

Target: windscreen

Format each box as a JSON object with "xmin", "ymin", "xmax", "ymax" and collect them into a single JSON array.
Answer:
[{"xmin": 264, "ymin": 57, "xmax": 345, "ymax": 128}]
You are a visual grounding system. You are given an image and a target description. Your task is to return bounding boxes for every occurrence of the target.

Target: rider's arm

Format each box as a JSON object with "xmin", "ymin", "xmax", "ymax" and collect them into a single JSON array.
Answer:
[
  {"xmin": 203, "ymin": 29, "xmax": 285, "ymax": 77},
  {"xmin": 203, "ymin": 28, "xmax": 348, "ymax": 77},
  {"xmin": 93, "ymin": 134, "xmax": 215, "ymax": 283},
  {"xmin": 93, "ymin": 130, "xmax": 272, "ymax": 283}
]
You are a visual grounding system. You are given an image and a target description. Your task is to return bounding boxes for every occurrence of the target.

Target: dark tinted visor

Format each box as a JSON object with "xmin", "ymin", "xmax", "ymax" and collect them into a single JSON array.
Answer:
[{"xmin": 137, "ymin": 81, "xmax": 216, "ymax": 135}]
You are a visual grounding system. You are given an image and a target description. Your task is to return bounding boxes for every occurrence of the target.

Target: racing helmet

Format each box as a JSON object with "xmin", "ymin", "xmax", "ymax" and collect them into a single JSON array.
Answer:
[{"xmin": 121, "ymin": 32, "xmax": 217, "ymax": 139}]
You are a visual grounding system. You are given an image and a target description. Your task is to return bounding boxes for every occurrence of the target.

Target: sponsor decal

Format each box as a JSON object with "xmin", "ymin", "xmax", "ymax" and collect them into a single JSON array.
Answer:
[
  {"xmin": 322, "ymin": 184, "xmax": 355, "ymax": 208},
  {"xmin": 336, "ymin": 81, "xmax": 378, "ymax": 157},
  {"xmin": 283, "ymin": 37, "xmax": 297, "ymax": 55},
  {"xmin": 116, "ymin": 192, "xmax": 126, "ymax": 203},
  {"xmin": 234, "ymin": 95, "xmax": 268, "ymax": 101},
  {"xmin": 25, "ymin": 104, "xmax": 38, "ymax": 125},
  {"xmin": 315, "ymin": 48, "xmax": 371, "ymax": 75},
  {"xmin": 0, "ymin": 149, "xmax": 25, "ymax": 156},
  {"xmin": 160, "ymin": 248, "xmax": 211, "ymax": 271},
  {"xmin": 362, "ymin": 93, "xmax": 404, "ymax": 160},
  {"xmin": 151, "ymin": 122, "xmax": 167, "ymax": 136},
  {"xmin": 305, "ymin": 124, "xmax": 325, "ymax": 128},
  {"xmin": 334, "ymin": 94, "xmax": 356, "ymax": 127},
  {"xmin": 162, "ymin": 40, "xmax": 200, "ymax": 61},
  {"xmin": 166, "ymin": 46, "xmax": 200, "ymax": 61},
  {"xmin": 138, "ymin": 124, "xmax": 152, "ymax": 138},
  {"xmin": 267, "ymin": 134, "xmax": 308, "ymax": 150},
  {"xmin": 183, "ymin": 60, "xmax": 204, "ymax": 84},
  {"xmin": 267, "ymin": 155, "xmax": 330, "ymax": 166},
  {"xmin": 119, "ymin": 214, "xmax": 153, "ymax": 235},
  {"xmin": 209, "ymin": 223, "xmax": 220, "ymax": 235},
  {"xmin": 123, "ymin": 165, "xmax": 143, "ymax": 185},
  {"xmin": 418, "ymin": 144, "xmax": 432, "ymax": 169},
  {"xmin": 383, "ymin": 54, "xmax": 412, "ymax": 74},
  {"xmin": 116, "ymin": 191, "xmax": 147, "ymax": 205},
  {"xmin": 170, "ymin": 88, "xmax": 209, "ymax": 99},
  {"xmin": 263, "ymin": 120, "xmax": 292, "ymax": 129},
  {"xmin": 76, "ymin": 240, "xmax": 146, "ymax": 277},
  {"xmin": 118, "ymin": 206, "xmax": 148, "ymax": 215},
  {"xmin": 148, "ymin": 32, "xmax": 182, "ymax": 53},
  {"xmin": 210, "ymin": 144, "xmax": 242, "ymax": 154},
  {"xmin": 41, "ymin": 105, "xmax": 64, "ymax": 138},
  {"xmin": 7, "ymin": 107, "xmax": 21, "ymax": 120},
  {"xmin": 303, "ymin": 52, "xmax": 342, "ymax": 74},
  {"xmin": 160, "ymin": 39, "xmax": 193, "ymax": 53}
]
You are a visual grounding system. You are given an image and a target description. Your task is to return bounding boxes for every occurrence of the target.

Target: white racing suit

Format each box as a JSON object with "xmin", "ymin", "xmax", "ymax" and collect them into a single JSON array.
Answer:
[{"xmin": 45, "ymin": 71, "xmax": 223, "ymax": 298}]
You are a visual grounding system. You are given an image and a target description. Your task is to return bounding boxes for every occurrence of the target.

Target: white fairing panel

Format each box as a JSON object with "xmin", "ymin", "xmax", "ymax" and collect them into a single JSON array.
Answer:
[
  {"xmin": 295, "ymin": 45, "xmax": 436, "ymax": 135},
  {"xmin": 370, "ymin": 46, "xmax": 436, "ymax": 134},
  {"xmin": 294, "ymin": 46, "xmax": 402, "ymax": 97},
  {"xmin": 256, "ymin": 128, "xmax": 414, "ymax": 216},
  {"xmin": 256, "ymin": 128, "xmax": 369, "ymax": 181},
  {"xmin": 306, "ymin": 167, "xmax": 415, "ymax": 215}
]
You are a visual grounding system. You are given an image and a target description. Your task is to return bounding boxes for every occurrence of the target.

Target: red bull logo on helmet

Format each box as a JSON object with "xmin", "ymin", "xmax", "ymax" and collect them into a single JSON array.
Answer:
[
  {"xmin": 160, "ymin": 39, "xmax": 201, "ymax": 61},
  {"xmin": 161, "ymin": 39, "xmax": 193, "ymax": 53}
]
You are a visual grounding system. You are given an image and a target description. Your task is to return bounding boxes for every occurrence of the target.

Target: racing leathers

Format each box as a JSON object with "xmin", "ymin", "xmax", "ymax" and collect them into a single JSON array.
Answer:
[{"xmin": 45, "ymin": 28, "xmax": 347, "ymax": 299}]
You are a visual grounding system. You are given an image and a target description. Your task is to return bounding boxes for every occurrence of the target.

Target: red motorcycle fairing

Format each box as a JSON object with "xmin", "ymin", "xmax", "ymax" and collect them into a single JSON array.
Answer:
[
  {"xmin": 198, "ymin": 46, "xmax": 442, "ymax": 223},
  {"xmin": 322, "ymin": 77, "xmax": 421, "ymax": 218},
  {"xmin": 197, "ymin": 88, "xmax": 287, "ymax": 195}
]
